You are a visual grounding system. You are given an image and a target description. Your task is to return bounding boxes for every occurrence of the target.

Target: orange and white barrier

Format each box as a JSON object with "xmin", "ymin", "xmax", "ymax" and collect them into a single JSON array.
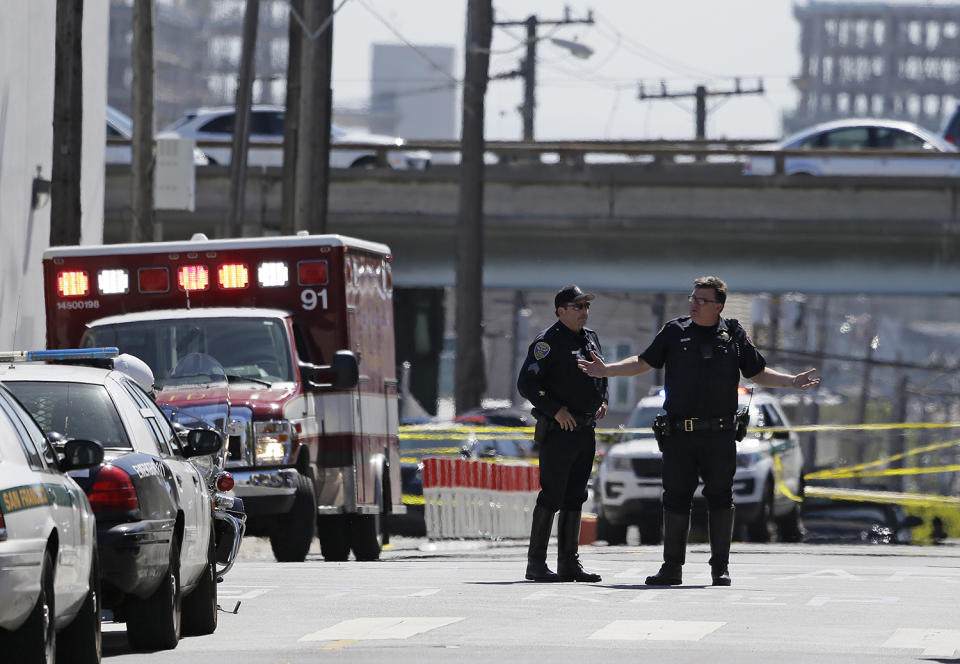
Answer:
[{"xmin": 422, "ymin": 457, "xmax": 541, "ymax": 540}]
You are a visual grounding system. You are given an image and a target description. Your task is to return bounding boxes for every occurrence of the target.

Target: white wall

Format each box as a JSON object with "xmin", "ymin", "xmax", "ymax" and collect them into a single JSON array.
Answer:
[{"xmin": 0, "ymin": 2, "xmax": 107, "ymax": 351}]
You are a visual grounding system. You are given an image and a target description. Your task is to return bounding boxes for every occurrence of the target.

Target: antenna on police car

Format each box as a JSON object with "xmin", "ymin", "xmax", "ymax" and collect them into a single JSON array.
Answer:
[{"xmin": 11, "ymin": 296, "xmax": 22, "ymax": 349}]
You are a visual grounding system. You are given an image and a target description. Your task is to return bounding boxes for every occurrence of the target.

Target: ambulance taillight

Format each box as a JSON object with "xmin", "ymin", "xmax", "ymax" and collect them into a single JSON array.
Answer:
[
  {"xmin": 98, "ymin": 269, "xmax": 129, "ymax": 294},
  {"xmin": 298, "ymin": 260, "xmax": 328, "ymax": 286},
  {"xmin": 177, "ymin": 265, "xmax": 209, "ymax": 291},
  {"xmin": 57, "ymin": 271, "xmax": 89, "ymax": 297},
  {"xmin": 138, "ymin": 267, "xmax": 170, "ymax": 293},
  {"xmin": 258, "ymin": 261, "xmax": 289, "ymax": 287},
  {"xmin": 218, "ymin": 263, "xmax": 249, "ymax": 289}
]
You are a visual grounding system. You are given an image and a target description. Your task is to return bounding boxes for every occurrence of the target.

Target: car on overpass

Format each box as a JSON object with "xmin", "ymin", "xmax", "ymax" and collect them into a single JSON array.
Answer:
[
  {"xmin": 162, "ymin": 105, "xmax": 431, "ymax": 169},
  {"xmin": 743, "ymin": 118, "xmax": 960, "ymax": 177},
  {"xmin": 106, "ymin": 105, "xmax": 209, "ymax": 166}
]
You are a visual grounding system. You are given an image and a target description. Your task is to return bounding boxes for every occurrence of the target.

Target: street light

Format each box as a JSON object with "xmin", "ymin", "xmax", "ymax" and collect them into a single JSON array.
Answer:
[{"xmin": 550, "ymin": 37, "xmax": 593, "ymax": 59}]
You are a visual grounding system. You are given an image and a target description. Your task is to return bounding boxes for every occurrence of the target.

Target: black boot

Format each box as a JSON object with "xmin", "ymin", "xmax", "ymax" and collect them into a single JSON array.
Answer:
[
  {"xmin": 556, "ymin": 510, "xmax": 601, "ymax": 582},
  {"xmin": 525, "ymin": 505, "xmax": 560, "ymax": 582},
  {"xmin": 645, "ymin": 509, "xmax": 690, "ymax": 585},
  {"xmin": 708, "ymin": 507, "xmax": 735, "ymax": 586}
]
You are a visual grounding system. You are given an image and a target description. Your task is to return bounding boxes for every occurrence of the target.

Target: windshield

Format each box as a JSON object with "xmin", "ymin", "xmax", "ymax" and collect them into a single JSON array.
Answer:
[
  {"xmin": 7, "ymin": 381, "xmax": 131, "ymax": 448},
  {"xmin": 82, "ymin": 317, "xmax": 293, "ymax": 384}
]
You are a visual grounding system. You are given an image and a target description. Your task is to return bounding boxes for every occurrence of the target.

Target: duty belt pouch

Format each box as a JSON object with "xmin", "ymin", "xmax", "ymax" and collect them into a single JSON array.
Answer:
[
  {"xmin": 735, "ymin": 407, "xmax": 750, "ymax": 442},
  {"xmin": 653, "ymin": 414, "xmax": 669, "ymax": 452},
  {"xmin": 533, "ymin": 411, "xmax": 553, "ymax": 447}
]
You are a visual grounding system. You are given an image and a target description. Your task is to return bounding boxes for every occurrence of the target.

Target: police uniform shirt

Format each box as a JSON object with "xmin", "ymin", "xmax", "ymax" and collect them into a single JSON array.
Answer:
[
  {"xmin": 517, "ymin": 321, "xmax": 608, "ymax": 419},
  {"xmin": 640, "ymin": 316, "xmax": 765, "ymax": 418}
]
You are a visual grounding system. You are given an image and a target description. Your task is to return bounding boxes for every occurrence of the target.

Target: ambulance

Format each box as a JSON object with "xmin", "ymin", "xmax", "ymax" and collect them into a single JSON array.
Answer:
[{"xmin": 42, "ymin": 232, "xmax": 403, "ymax": 562}]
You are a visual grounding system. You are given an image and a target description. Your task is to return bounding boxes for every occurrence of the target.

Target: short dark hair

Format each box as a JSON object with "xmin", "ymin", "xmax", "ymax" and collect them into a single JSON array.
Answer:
[{"xmin": 694, "ymin": 276, "xmax": 727, "ymax": 304}]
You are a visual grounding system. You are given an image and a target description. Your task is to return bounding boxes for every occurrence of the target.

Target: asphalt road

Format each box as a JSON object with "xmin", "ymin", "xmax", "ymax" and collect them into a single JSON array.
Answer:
[{"xmin": 101, "ymin": 536, "xmax": 960, "ymax": 664}]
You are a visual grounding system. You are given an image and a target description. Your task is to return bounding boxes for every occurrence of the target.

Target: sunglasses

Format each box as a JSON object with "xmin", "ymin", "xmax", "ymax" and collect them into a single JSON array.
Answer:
[
  {"xmin": 688, "ymin": 295, "xmax": 719, "ymax": 305},
  {"xmin": 565, "ymin": 302, "xmax": 590, "ymax": 311}
]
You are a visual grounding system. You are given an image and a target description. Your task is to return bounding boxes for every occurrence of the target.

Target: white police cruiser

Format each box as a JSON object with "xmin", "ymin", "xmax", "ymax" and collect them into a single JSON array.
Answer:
[
  {"xmin": 0, "ymin": 349, "xmax": 104, "ymax": 663},
  {"xmin": 595, "ymin": 387, "xmax": 804, "ymax": 544}
]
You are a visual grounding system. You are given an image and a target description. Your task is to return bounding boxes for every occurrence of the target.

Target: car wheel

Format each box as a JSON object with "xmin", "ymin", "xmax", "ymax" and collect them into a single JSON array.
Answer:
[
  {"xmin": 596, "ymin": 511, "xmax": 628, "ymax": 545},
  {"xmin": 269, "ymin": 473, "xmax": 317, "ymax": 563},
  {"xmin": 181, "ymin": 530, "xmax": 217, "ymax": 636},
  {"xmin": 9, "ymin": 549, "xmax": 55, "ymax": 664},
  {"xmin": 126, "ymin": 536, "xmax": 181, "ymax": 651},
  {"xmin": 349, "ymin": 156, "xmax": 380, "ymax": 169},
  {"xmin": 747, "ymin": 481, "xmax": 776, "ymax": 543},
  {"xmin": 317, "ymin": 514, "xmax": 351, "ymax": 561},
  {"xmin": 55, "ymin": 548, "xmax": 101, "ymax": 664}
]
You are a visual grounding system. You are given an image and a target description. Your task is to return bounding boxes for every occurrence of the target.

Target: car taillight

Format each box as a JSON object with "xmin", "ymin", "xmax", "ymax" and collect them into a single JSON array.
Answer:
[
  {"xmin": 58, "ymin": 270, "xmax": 89, "ymax": 297},
  {"xmin": 216, "ymin": 472, "xmax": 234, "ymax": 492},
  {"xmin": 88, "ymin": 464, "xmax": 140, "ymax": 512}
]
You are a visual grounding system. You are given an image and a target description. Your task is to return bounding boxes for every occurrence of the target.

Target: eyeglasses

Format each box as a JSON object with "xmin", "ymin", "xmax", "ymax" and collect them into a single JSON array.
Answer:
[
  {"xmin": 565, "ymin": 302, "xmax": 590, "ymax": 311},
  {"xmin": 688, "ymin": 294, "xmax": 719, "ymax": 305}
]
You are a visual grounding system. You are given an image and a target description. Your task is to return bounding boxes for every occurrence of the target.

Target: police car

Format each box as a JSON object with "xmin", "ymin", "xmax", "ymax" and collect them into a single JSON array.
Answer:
[
  {"xmin": 0, "ymin": 377, "xmax": 103, "ymax": 663},
  {"xmin": 595, "ymin": 388, "xmax": 804, "ymax": 544},
  {"xmin": 0, "ymin": 349, "xmax": 222, "ymax": 652}
]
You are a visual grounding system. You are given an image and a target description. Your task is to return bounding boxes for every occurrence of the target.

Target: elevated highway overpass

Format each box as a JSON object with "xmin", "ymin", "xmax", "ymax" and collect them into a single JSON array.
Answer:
[{"xmin": 104, "ymin": 164, "xmax": 960, "ymax": 295}]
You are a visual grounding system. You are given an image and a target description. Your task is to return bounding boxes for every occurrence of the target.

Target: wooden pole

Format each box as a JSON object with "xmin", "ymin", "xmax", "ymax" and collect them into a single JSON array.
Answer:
[
  {"xmin": 130, "ymin": 0, "xmax": 155, "ymax": 242},
  {"xmin": 226, "ymin": 0, "xmax": 260, "ymax": 238},
  {"xmin": 51, "ymin": 0, "xmax": 84, "ymax": 246}
]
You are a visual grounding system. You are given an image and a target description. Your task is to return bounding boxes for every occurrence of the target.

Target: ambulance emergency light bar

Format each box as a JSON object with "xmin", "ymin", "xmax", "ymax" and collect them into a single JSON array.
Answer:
[
  {"xmin": 0, "ymin": 348, "xmax": 119, "ymax": 363},
  {"xmin": 55, "ymin": 260, "xmax": 328, "ymax": 297}
]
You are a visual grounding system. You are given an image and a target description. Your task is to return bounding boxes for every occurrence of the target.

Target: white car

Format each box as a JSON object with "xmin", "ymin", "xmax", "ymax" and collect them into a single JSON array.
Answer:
[
  {"xmin": 162, "ymin": 105, "xmax": 431, "ymax": 169},
  {"xmin": 106, "ymin": 105, "xmax": 210, "ymax": 166},
  {"xmin": 0, "ymin": 382, "xmax": 102, "ymax": 662},
  {"xmin": 1, "ymin": 351, "xmax": 222, "ymax": 651},
  {"xmin": 595, "ymin": 389, "xmax": 804, "ymax": 545},
  {"xmin": 743, "ymin": 118, "xmax": 960, "ymax": 176}
]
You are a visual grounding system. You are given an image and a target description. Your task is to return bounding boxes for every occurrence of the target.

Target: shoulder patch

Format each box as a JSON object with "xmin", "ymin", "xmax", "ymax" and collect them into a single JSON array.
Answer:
[{"xmin": 533, "ymin": 341, "xmax": 551, "ymax": 360}]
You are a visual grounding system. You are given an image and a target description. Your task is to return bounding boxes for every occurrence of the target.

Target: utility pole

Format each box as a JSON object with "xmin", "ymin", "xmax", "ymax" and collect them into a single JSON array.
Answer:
[
  {"xmin": 293, "ymin": 0, "xmax": 334, "ymax": 234},
  {"xmin": 638, "ymin": 79, "xmax": 764, "ymax": 139},
  {"xmin": 51, "ymin": 0, "xmax": 83, "ymax": 246},
  {"xmin": 493, "ymin": 8, "xmax": 593, "ymax": 141},
  {"xmin": 281, "ymin": 0, "xmax": 304, "ymax": 235},
  {"xmin": 129, "ymin": 0, "xmax": 155, "ymax": 243},
  {"xmin": 226, "ymin": 0, "xmax": 260, "ymax": 239},
  {"xmin": 454, "ymin": 0, "xmax": 493, "ymax": 414}
]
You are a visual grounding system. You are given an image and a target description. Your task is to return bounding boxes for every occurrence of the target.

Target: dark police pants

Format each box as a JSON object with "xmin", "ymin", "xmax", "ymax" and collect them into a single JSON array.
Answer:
[
  {"xmin": 536, "ymin": 425, "xmax": 596, "ymax": 512},
  {"xmin": 661, "ymin": 429, "xmax": 737, "ymax": 513}
]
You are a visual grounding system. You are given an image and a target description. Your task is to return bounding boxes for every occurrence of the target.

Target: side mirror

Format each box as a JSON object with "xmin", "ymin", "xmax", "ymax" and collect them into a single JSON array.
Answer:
[
  {"xmin": 183, "ymin": 428, "xmax": 223, "ymax": 458},
  {"xmin": 299, "ymin": 350, "xmax": 360, "ymax": 390},
  {"xmin": 60, "ymin": 439, "xmax": 104, "ymax": 471}
]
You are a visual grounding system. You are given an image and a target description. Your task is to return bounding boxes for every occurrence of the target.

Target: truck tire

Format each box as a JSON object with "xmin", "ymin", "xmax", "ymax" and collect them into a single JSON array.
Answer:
[
  {"xmin": 269, "ymin": 474, "xmax": 316, "ymax": 562},
  {"xmin": 56, "ymin": 548, "xmax": 101, "ymax": 664},
  {"xmin": 596, "ymin": 511, "xmax": 627, "ymax": 545},
  {"xmin": 317, "ymin": 514, "xmax": 351, "ymax": 561},
  {"xmin": 8, "ymin": 549, "xmax": 55, "ymax": 664},
  {"xmin": 350, "ymin": 513, "xmax": 382, "ymax": 561},
  {"xmin": 126, "ymin": 536, "xmax": 181, "ymax": 651},
  {"xmin": 181, "ymin": 531, "xmax": 217, "ymax": 636}
]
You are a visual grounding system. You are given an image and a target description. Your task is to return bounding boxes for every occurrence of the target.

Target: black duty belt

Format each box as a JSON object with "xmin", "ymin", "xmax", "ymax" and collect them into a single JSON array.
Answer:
[
  {"xmin": 573, "ymin": 414, "xmax": 597, "ymax": 429},
  {"xmin": 669, "ymin": 415, "xmax": 735, "ymax": 434}
]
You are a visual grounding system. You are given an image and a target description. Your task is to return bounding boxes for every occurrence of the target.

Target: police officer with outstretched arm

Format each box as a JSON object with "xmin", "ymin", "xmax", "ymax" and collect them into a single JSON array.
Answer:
[
  {"xmin": 579, "ymin": 276, "xmax": 819, "ymax": 586},
  {"xmin": 518, "ymin": 285, "xmax": 608, "ymax": 583}
]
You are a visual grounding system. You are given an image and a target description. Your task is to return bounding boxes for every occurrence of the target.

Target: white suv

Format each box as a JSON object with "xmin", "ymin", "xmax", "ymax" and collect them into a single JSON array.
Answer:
[
  {"xmin": 595, "ymin": 388, "xmax": 804, "ymax": 544},
  {"xmin": 162, "ymin": 105, "xmax": 431, "ymax": 169}
]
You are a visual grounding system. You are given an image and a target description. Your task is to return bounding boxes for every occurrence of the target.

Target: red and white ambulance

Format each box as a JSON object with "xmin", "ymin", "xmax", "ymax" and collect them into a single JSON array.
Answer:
[{"xmin": 42, "ymin": 232, "xmax": 402, "ymax": 562}]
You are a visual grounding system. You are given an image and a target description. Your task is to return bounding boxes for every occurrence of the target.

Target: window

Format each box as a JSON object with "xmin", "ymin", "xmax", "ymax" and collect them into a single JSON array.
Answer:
[
  {"xmin": 119, "ymin": 379, "xmax": 172, "ymax": 455},
  {"xmin": 250, "ymin": 110, "xmax": 284, "ymax": 136},
  {"xmin": 819, "ymin": 127, "xmax": 869, "ymax": 149},
  {"xmin": 0, "ymin": 392, "xmax": 45, "ymax": 469},
  {"xmin": 875, "ymin": 128, "xmax": 928, "ymax": 150},
  {"xmin": 607, "ymin": 340, "xmax": 636, "ymax": 412},
  {"xmin": 199, "ymin": 114, "xmax": 235, "ymax": 135},
  {"xmin": 6, "ymin": 381, "xmax": 131, "ymax": 449}
]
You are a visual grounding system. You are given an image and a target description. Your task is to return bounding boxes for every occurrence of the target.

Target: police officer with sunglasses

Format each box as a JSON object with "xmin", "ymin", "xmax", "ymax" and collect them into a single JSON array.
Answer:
[
  {"xmin": 518, "ymin": 285, "xmax": 608, "ymax": 583},
  {"xmin": 579, "ymin": 276, "xmax": 819, "ymax": 586}
]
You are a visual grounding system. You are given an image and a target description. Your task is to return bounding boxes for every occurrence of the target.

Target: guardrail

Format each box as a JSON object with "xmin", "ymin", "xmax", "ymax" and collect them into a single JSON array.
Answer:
[{"xmin": 107, "ymin": 137, "xmax": 960, "ymax": 175}]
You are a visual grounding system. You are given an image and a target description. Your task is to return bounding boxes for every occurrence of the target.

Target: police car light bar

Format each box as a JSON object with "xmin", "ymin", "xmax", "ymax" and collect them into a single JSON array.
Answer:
[{"xmin": 0, "ymin": 348, "xmax": 120, "ymax": 363}]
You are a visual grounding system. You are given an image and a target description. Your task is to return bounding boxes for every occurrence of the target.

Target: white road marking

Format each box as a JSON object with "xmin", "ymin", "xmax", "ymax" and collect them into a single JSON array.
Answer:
[
  {"xmin": 217, "ymin": 586, "xmax": 274, "ymax": 600},
  {"xmin": 299, "ymin": 617, "xmax": 465, "ymax": 642},
  {"xmin": 806, "ymin": 595, "xmax": 898, "ymax": 607},
  {"xmin": 774, "ymin": 569, "xmax": 860, "ymax": 581},
  {"xmin": 887, "ymin": 569, "xmax": 960, "ymax": 584},
  {"xmin": 589, "ymin": 620, "xmax": 724, "ymax": 642},
  {"xmin": 882, "ymin": 628, "xmax": 960, "ymax": 657}
]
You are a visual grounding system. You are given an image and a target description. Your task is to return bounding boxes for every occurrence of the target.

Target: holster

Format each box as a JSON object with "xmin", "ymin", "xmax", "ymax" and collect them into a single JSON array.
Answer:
[
  {"xmin": 735, "ymin": 407, "xmax": 750, "ymax": 441},
  {"xmin": 653, "ymin": 414, "xmax": 669, "ymax": 452},
  {"xmin": 532, "ymin": 409, "xmax": 554, "ymax": 447}
]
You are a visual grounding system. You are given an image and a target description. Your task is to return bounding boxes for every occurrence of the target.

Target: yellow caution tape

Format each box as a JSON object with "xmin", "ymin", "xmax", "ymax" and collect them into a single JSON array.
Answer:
[{"xmin": 401, "ymin": 422, "xmax": 960, "ymax": 437}]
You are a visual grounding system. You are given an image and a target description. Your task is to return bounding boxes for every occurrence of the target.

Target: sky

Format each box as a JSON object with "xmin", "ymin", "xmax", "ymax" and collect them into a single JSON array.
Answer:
[{"xmin": 330, "ymin": 0, "xmax": 803, "ymax": 141}]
